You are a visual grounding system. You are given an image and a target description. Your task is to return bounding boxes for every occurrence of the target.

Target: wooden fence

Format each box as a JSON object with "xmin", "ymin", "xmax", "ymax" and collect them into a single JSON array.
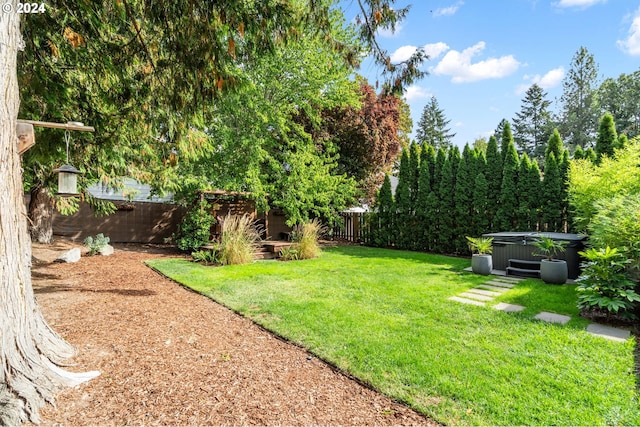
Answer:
[{"xmin": 332, "ymin": 212, "xmax": 369, "ymax": 243}]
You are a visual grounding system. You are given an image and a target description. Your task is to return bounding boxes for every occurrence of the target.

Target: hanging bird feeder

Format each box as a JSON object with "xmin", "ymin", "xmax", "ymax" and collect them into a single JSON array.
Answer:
[
  {"xmin": 52, "ymin": 127, "xmax": 81, "ymax": 195},
  {"xmin": 17, "ymin": 119, "xmax": 95, "ymax": 196}
]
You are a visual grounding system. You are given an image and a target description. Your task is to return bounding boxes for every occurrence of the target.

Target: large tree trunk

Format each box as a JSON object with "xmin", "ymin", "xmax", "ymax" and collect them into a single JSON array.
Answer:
[
  {"xmin": 0, "ymin": 5, "xmax": 98, "ymax": 425},
  {"xmin": 28, "ymin": 185, "xmax": 54, "ymax": 244}
]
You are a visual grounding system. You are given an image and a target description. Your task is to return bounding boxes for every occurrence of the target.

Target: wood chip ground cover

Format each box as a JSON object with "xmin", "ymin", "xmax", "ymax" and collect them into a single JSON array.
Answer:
[{"xmin": 31, "ymin": 240, "xmax": 435, "ymax": 426}]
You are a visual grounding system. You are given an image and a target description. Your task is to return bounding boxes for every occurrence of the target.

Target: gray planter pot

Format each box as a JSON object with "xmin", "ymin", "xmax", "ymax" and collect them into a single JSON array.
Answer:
[
  {"xmin": 471, "ymin": 254, "xmax": 493, "ymax": 275},
  {"xmin": 540, "ymin": 259, "xmax": 568, "ymax": 284}
]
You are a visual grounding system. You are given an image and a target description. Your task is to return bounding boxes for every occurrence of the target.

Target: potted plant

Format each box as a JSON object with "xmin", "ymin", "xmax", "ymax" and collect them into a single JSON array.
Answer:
[
  {"xmin": 532, "ymin": 236, "xmax": 568, "ymax": 284},
  {"xmin": 466, "ymin": 236, "xmax": 493, "ymax": 275}
]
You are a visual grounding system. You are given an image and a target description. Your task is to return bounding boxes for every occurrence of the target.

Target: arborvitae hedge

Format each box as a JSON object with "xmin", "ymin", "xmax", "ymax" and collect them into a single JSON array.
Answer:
[{"xmin": 365, "ymin": 129, "xmax": 571, "ymax": 254}]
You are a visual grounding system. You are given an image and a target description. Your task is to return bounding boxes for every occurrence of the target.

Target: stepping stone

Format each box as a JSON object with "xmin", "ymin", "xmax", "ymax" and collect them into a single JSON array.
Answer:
[
  {"xmin": 534, "ymin": 311, "xmax": 571, "ymax": 325},
  {"xmin": 466, "ymin": 288, "xmax": 503, "ymax": 297},
  {"xmin": 493, "ymin": 302, "xmax": 526, "ymax": 312},
  {"xmin": 476, "ymin": 284, "xmax": 509, "ymax": 292},
  {"xmin": 492, "ymin": 276, "xmax": 523, "ymax": 282},
  {"xmin": 485, "ymin": 280, "xmax": 515, "ymax": 289},
  {"xmin": 459, "ymin": 292, "xmax": 495, "ymax": 302},
  {"xmin": 586, "ymin": 323, "xmax": 631, "ymax": 342},
  {"xmin": 448, "ymin": 296, "xmax": 486, "ymax": 307}
]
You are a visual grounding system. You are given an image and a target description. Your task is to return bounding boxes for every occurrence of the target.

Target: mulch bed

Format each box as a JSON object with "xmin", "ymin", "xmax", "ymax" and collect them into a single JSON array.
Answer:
[{"xmin": 32, "ymin": 240, "xmax": 436, "ymax": 426}]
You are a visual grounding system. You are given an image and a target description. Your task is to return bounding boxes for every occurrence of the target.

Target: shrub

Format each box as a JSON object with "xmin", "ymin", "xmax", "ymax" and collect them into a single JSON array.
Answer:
[
  {"xmin": 279, "ymin": 245, "xmax": 299, "ymax": 261},
  {"xmin": 220, "ymin": 214, "xmax": 261, "ymax": 265},
  {"xmin": 83, "ymin": 233, "xmax": 110, "ymax": 255},
  {"xmin": 191, "ymin": 245, "xmax": 219, "ymax": 265},
  {"xmin": 174, "ymin": 199, "xmax": 216, "ymax": 252},
  {"xmin": 291, "ymin": 218, "xmax": 325, "ymax": 260},
  {"xmin": 576, "ymin": 246, "xmax": 640, "ymax": 320},
  {"xmin": 531, "ymin": 236, "xmax": 567, "ymax": 261}
]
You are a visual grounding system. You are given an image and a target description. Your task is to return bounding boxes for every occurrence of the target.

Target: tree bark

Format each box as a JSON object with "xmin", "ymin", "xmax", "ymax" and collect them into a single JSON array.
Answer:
[
  {"xmin": 28, "ymin": 185, "xmax": 54, "ymax": 244},
  {"xmin": 1, "ymin": 5, "xmax": 98, "ymax": 425}
]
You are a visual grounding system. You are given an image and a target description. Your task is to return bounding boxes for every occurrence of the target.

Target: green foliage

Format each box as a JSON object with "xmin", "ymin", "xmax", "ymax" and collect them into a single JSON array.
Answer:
[
  {"xmin": 372, "ymin": 174, "xmax": 394, "ymax": 247},
  {"xmin": 516, "ymin": 154, "xmax": 539, "ymax": 230},
  {"xmin": 513, "ymin": 83, "xmax": 553, "ymax": 159},
  {"xmin": 531, "ymin": 236, "xmax": 567, "ymax": 261},
  {"xmin": 568, "ymin": 138, "xmax": 640, "ymax": 230},
  {"xmin": 174, "ymin": 199, "xmax": 216, "ymax": 252},
  {"xmin": 454, "ymin": 146, "xmax": 475, "ymax": 253},
  {"xmin": 83, "ymin": 233, "xmax": 110, "ymax": 255},
  {"xmin": 595, "ymin": 112, "xmax": 617, "ymax": 163},
  {"xmin": 573, "ymin": 146, "xmax": 584, "ymax": 160},
  {"xmin": 541, "ymin": 152, "xmax": 563, "ymax": 231},
  {"xmin": 415, "ymin": 96, "xmax": 456, "ymax": 149},
  {"xmin": 394, "ymin": 149, "xmax": 412, "ymax": 248},
  {"xmin": 587, "ymin": 195, "xmax": 640, "ymax": 269},
  {"xmin": 291, "ymin": 218, "xmax": 325, "ymax": 260},
  {"xmin": 191, "ymin": 246, "xmax": 220, "ymax": 265},
  {"xmin": 437, "ymin": 152, "xmax": 455, "ymax": 253},
  {"xmin": 576, "ymin": 246, "xmax": 640, "ymax": 320},
  {"xmin": 545, "ymin": 129, "xmax": 564, "ymax": 163},
  {"xmin": 484, "ymin": 136, "xmax": 502, "ymax": 231},
  {"xmin": 465, "ymin": 236, "xmax": 493, "ymax": 255},
  {"xmin": 495, "ymin": 141, "xmax": 519, "ymax": 231},
  {"xmin": 279, "ymin": 245, "xmax": 300, "ymax": 261},
  {"xmin": 472, "ymin": 173, "xmax": 489, "ymax": 236}
]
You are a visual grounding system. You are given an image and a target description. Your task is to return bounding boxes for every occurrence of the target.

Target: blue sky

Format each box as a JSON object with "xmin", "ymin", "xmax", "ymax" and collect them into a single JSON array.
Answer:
[{"xmin": 338, "ymin": 0, "xmax": 640, "ymax": 148}]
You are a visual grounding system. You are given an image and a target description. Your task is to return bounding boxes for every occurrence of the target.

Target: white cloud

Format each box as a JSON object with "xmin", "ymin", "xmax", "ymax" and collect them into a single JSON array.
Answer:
[
  {"xmin": 403, "ymin": 85, "xmax": 432, "ymax": 102},
  {"xmin": 433, "ymin": 42, "xmax": 521, "ymax": 83},
  {"xmin": 617, "ymin": 7, "xmax": 640, "ymax": 56},
  {"xmin": 390, "ymin": 45, "xmax": 418, "ymax": 63},
  {"xmin": 516, "ymin": 66, "xmax": 565, "ymax": 94},
  {"xmin": 555, "ymin": 0, "xmax": 606, "ymax": 8},
  {"xmin": 433, "ymin": 2, "xmax": 464, "ymax": 17},
  {"xmin": 390, "ymin": 42, "xmax": 450, "ymax": 63},
  {"xmin": 423, "ymin": 42, "xmax": 450, "ymax": 59}
]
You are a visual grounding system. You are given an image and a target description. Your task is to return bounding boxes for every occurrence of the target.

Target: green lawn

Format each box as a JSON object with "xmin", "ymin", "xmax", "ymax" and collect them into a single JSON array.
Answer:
[{"xmin": 147, "ymin": 245, "xmax": 639, "ymax": 426}]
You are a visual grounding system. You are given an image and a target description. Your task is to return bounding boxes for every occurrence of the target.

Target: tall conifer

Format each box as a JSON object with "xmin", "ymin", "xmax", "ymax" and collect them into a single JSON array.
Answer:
[
  {"xmin": 595, "ymin": 112, "xmax": 617, "ymax": 163},
  {"xmin": 374, "ymin": 174, "xmax": 394, "ymax": 247},
  {"xmin": 541, "ymin": 152, "xmax": 562, "ymax": 231},
  {"xmin": 454, "ymin": 146, "xmax": 475, "ymax": 253},
  {"xmin": 472, "ymin": 173, "xmax": 489, "ymax": 237},
  {"xmin": 485, "ymin": 136, "xmax": 502, "ymax": 231},
  {"xmin": 438, "ymin": 154, "xmax": 455, "ymax": 253},
  {"xmin": 394, "ymin": 149, "xmax": 411, "ymax": 248},
  {"xmin": 495, "ymin": 142, "xmax": 520, "ymax": 230}
]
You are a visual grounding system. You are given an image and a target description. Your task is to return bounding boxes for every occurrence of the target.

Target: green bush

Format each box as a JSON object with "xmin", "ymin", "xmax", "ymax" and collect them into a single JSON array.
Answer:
[
  {"xmin": 279, "ymin": 245, "xmax": 299, "ymax": 261},
  {"xmin": 174, "ymin": 199, "xmax": 216, "ymax": 252},
  {"xmin": 576, "ymin": 246, "xmax": 640, "ymax": 320},
  {"xmin": 191, "ymin": 245, "xmax": 219, "ymax": 265},
  {"xmin": 220, "ymin": 214, "xmax": 261, "ymax": 265},
  {"xmin": 83, "ymin": 233, "xmax": 110, "ymax": 255}
]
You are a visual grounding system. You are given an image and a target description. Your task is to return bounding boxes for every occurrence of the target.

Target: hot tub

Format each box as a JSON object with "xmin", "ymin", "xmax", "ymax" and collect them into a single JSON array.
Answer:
[{"xmin": 482, "ymin": 232, "xmax": 588, "ymax": 279}]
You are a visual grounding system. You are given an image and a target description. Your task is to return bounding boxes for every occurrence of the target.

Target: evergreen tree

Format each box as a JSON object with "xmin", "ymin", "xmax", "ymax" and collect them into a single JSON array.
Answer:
[
  {"xmin": 415, "ymin": 96, "xmax": 456, "ymax": 149},
  {"xmin": 433, "ymin": 147, "xmax": 446, "ymax": 191},
  {"xmin": 494, "ymin": 119, "xmax": 508, "ymax": 146},
  {"xmin": 485, "ymin": 136, "xmax": 502, "ymax": 231},
  {"xmin": 617, "ymin": 134, "xmax": 628, "ymax": 150},
  {"xmin": 560, "ymin": 149, "xmax": 571, "ymax": 232},
  {"xmin": 408, "ymin": 142, "xmax": 421, "ymax": 209},
  {"xmin": 394, "ymin": 149, "xmax": 411, "ymax": 248},
  {"xmin": 528, "ymin": 160, "xmax": 543, "ymax": 231},
  {"xmin": 420, "ymin": 144, "xmax": 437, "ymax": 188},
  {"xmin": 513, "ymin": 83, "xmax": 553, "ymax": 159},
  {"xmin": 472, "ymin": 173, "xmax": 490, "ymax": 236},
  {"xmin": 500, "ymin": 121, "xmax": 515, "ymax": 163},
  {"xmin": 541, "ymin": 152, "xmax": 563, "ymax": 231},
  {"xmin": 559, "ymin": 46, "xmax": 600, "ymax": 148},
  {"xmin": 516, "ymin": 153, "xmax": 533, "ymax": 229},
  {"xmin": 573, "ymin": 146, "xmax": 584, "ymax": 160},
  {"xmin": 374, "ymin": 174, "xmax": 394, "ymax": 247},
  {"xmin": 424, "ymin": 191, "xmax": 440, "ymax": 252},
  {"xmin": 407, "ymin": 143, "xmax": 421, "ymax": 249},
  {"xmin": 449, "ymin": 145, "xmax": 461, "ymax": 186},
  {"xmin": 545, "ymin": 129, "xmax": 564, "ymax": 165},
  {"xmin": 415, "ymin": 158, "xmax": 432, "ymax": 251},
  {"xmin": 584, "ymin": 147, "xmax": 597, "ymax": 162},
  {"xmin": 595, "ymin": 112, "xmax": 617, "ymax": 163},
  {"xmin": 454, "ymin": 146, "xmax": 475, "ymax": 253},
  {"xmin": 438, "ymin": 154, "xmax": 456, "ymax": 253},
  {"xmin": 495, "ymin": 142, "xmax": 519, "ymax": 231}
]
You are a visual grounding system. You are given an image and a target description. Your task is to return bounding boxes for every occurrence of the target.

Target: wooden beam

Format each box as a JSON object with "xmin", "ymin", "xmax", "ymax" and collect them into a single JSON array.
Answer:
[{"xmin": 17, "ymin": 119, "xmax": 95, "ymax": 132}]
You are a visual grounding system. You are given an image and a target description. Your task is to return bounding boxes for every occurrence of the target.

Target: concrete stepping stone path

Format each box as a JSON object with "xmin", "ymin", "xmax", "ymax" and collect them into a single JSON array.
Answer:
[{"xmin": 452, "ymin": 274, "xmax": 632, "ymax": 342}]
